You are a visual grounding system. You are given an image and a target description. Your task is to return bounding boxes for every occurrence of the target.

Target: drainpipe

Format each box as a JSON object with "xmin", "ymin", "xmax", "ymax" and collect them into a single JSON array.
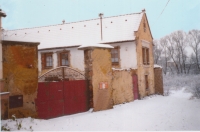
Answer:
[{"xmin": 99, "ymin": 13, "xmax": 104, "ymax": 40}]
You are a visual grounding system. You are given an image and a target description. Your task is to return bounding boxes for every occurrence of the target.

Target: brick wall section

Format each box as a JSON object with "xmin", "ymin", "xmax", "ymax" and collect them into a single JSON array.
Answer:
[
  {"xmin": 154, "ymin": 68, "xmax": 164, "ymax": 95},
  {"xmin": 91, "ymin": 48, "xmax": 113, "ymax": 111},
  {"xmin": 135, "ymin": 13, "xmax": 155, "ymax": 98},
  {"xmin": 2, "ymin": 41, "xmax": 38, "ymax": 118},
  {"xmin": 1, "ymin": 94, "xmax": 9, "ymax": 119},
  {"xmin": 112, "ymin": 70, "xmax": 133, "ymax": 105},
  {"xmin": 84, "ymin": 49, "xmax": 93, "ymax": 108}
]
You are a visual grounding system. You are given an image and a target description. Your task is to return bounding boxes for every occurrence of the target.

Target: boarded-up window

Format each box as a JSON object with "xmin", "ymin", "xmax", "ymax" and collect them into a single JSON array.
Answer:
[
  {"xmin": 41, "ymin": 53, "xmax": 53, "ymax": 69},
  {"xmin": 111, "ymin": 47, "xmax": 120, "ymax": 65},
  {"xmin": 60, "ymin": 52, "xmax": 69, "ymax": 66},
  {"xmin": 142, "ymin": 47, "xmax": 149, "ymax": 65},
  {"xmin": 145, "ymin": 75, "xmax": 148, "ymax": 90}
]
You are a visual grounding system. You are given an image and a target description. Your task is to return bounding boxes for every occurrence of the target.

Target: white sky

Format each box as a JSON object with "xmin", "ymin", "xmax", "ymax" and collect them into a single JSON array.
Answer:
[{"xmin": 0, "ymin": 0, "xmax": 200, "ymax": 39}]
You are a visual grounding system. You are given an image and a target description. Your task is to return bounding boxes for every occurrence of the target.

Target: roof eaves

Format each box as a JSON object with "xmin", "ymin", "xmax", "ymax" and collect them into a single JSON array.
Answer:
[
  {"xmin": 38, "ymin": 45, "xmax": 81, "ymax": 51},
  {"xmin": 100, "ymin": 39, "xmax": 136, "ymax": 44},
  {"xmin": 2, "ymin": 40, "xmax": 40, "ymax": 45}
]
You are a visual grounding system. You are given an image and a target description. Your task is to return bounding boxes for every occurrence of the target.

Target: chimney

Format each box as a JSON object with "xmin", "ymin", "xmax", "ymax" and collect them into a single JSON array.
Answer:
[
  {"xmin": 142, "ymin": 9, "xmax": 146, "ymax": 13},
  {"xmin": 99, "ymin": 13, "xmax": 104, "ymax": 40},
  {"xmin": 62, "ymin": 20, "xmax": 65, "ymax": 24}
]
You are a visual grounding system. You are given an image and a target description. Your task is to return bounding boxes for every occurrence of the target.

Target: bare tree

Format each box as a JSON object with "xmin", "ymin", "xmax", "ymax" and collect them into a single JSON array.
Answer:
[
  {"xmin": 160, "ymin": 37, "xmax": 170, "ymax": 74},
  {"xmin": 153, "ymin": 40, "xmax": 163, "ymax": 64},
  {"xmin": 171, "ymin": 30, "xmax": 188, "ymax": 74},
  {"xmin": 166, "ymin": 34, "xmax": 180, "ymax": 74},
  {"xmin": 188, "ymin": 29, "xmax": 200, "ymax": 73}
]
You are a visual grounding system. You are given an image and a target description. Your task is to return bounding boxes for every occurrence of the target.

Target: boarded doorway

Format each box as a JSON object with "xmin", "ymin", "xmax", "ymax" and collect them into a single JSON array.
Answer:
[{"xmin": 132, "ymin": 74, "xmax": 139, "ymax": 100}]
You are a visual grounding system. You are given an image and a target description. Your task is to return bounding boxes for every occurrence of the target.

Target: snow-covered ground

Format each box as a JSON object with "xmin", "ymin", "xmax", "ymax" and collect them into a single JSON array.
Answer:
[{"xmin": 1, "ymin": 75, "xmax": 200, "ymax": 131}]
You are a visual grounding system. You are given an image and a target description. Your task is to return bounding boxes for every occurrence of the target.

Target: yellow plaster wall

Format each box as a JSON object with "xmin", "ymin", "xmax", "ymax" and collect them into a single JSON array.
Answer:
[
  {"xmin": 112, "ymin": 70, "xmax": 133, "ymax": 105},
  {"xmin": 3, "ymin": 43, "xmax": 38, "ymax": 118},
  {"xmin": 91, "ymin": 48, "xmax": 113, "ymax": 111},
  {"xmin": 135, "ymin": 13, "xmax": 155, "ymax": 98}
]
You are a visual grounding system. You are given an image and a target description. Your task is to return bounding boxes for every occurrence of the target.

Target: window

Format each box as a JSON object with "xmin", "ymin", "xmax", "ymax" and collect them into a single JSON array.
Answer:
[
  {"xmin": 46, "ymin": 54, "xmax": 53, "ymax": 67},
  {"xmin": 60, "ymin": 52, "xmax": 69, "ymax": 66},
  {"xmin": 41, "ymin": 53, "xmax": 53, "ymax": 69},
  {"xmin": 145, "ymin": 75, "xmax": 149, "ymax": 90},
  {"xmin": 111, "ymin": 47, "xmax": 120, "ymax": 65},
  {"xmin": 142, "ymin": 47, "xmax": 149, "ymax": 65}
]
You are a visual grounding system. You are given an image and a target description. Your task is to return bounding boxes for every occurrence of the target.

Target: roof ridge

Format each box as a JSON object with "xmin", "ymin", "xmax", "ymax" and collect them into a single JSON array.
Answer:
[{"xmin": 5, "ymin": 11, "xmax": 143, "ymax": 32}]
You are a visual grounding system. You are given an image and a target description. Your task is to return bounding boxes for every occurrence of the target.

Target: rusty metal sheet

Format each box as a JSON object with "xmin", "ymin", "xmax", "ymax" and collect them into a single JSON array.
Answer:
[
  {"xmin": 36, "ymin": 80, "xmax": 89, "ymax": 119},
  {"xmin": 49, "ymin": 82, "xmax": 63, "ymax": 101},
  {"xmin": 63, "ymin": 80, "xmax": 89, "ymax": 115},
  {"xmin": 35, "ymin": 100, "xmax": 49, "ymax": 119},
  {"xmin": 9, "ymin": 95, "xmax": 23, "ymax": 109}
]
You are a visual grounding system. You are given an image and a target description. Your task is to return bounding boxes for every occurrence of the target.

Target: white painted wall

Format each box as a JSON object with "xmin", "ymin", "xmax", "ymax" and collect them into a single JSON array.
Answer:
[
  {"xmin": 38, "ymin": 47, "xmax": 84, "ymax": 74},
  {"xmin": 38, "ymin": 41, "xmax": 137, "ymax": 74},
  {"xmin": 111, "ymin": 41, "xmax": 137, "ymax": 69}
]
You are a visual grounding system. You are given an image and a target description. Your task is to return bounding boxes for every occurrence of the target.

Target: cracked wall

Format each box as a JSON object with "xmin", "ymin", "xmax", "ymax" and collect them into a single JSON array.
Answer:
[{"xmin": 2, "ymin": 41, "xmax": 38, "ymax": 118}]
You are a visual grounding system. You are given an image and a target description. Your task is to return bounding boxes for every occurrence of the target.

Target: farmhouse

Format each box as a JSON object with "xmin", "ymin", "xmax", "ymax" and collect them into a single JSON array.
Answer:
[{"xmin": 1, "ymin": 9, "xmax": 163, "ymax": 118}]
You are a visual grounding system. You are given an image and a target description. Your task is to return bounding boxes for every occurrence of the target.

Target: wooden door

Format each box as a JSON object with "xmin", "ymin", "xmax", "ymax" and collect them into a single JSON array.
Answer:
[{"xmin": 132, "ymin": 74, "xmax": 139, "ymax": 100}]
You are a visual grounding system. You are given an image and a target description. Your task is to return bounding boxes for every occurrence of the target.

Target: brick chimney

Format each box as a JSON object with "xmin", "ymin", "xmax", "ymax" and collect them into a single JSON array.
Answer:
[{"xmin": 142, "ymin": 9, "xmax": 146, "ymax": 13}]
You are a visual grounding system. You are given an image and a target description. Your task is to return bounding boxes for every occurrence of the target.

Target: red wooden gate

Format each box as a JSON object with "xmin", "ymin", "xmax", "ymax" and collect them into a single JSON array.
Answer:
[
  {"xmin": 35, "ymin": 80, "xmax": 89, "ymax": 119},
  {"xmin": 132, "ymin": 74, "xmax": 139, "ymax": 100}
]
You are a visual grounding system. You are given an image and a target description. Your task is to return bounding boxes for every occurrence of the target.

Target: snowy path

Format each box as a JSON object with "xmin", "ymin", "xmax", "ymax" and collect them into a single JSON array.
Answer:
[{"xmin": 1, "ymin": 89, "xmax": 200, "ymax": 131}]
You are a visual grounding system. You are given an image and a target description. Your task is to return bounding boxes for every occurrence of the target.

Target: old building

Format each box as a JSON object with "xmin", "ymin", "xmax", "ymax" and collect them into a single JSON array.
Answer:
[{"xmin": 2, "ymin": 9, "xmax": 163, "ymax": 118}]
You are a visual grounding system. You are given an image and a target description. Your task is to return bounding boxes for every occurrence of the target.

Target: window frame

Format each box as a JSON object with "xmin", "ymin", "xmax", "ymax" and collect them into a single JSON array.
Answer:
[
  {"xmin": 142, "ymin": 47, "xmax": 150, "ymax": 65},
  {"xmin": 59, "ymin": 51, "xmax": 70, "ymax": 66},
  {"xmin": 41, "ymin": 52, "xmax": 53, "ymax": 69},
  {"xmin": 111, "ymin": 46, "xmax": 120, "ymax": 65}
]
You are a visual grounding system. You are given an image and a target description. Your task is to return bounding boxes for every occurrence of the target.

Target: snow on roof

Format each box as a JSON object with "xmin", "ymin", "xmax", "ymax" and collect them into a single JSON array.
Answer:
[
  {"xmin": 154, "ymin": 64, "xmax": 162, "ymax": 68},
  {"xmin": 78, "ymin": 43, "xmax": 113, "ymax": 50},
  {"xmin": 2, "ymin": 12, "xmax": 143, "ymax": 50}
]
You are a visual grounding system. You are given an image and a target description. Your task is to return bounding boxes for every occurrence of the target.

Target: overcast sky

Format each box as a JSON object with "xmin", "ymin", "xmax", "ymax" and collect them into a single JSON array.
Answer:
[{"xmin": 0, "ymin": 0, "xmax": 200, "ymax": 40}]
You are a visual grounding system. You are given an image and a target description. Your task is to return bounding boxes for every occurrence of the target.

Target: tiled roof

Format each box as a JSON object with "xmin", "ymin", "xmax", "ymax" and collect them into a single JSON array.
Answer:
[{"xmin": 2, "ymin": 12, "xmax": 144, "ymax": 49}]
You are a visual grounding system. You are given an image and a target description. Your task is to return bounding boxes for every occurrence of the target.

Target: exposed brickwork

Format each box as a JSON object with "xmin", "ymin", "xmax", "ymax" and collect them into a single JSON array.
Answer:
[
  {"xmin": 91, "ymin": 48, "xmax": 113, "ymax": 111},
  {"xmin": 154, "ymin": 68, "xmax": 164, "ymax": 95},
  {"xmin": 84, "ymin": 49, "xmax": 93, "ymax": 108},
  {"xmin": 2, "ymin": 41, "xmax": 38, "ymax": 118},
  {"xmin": 135, "ymin": 13, "xmax": 155, "ymax": 98},
  {"xmin": 1, "ymin": 94, "xmax": 9, "ymax": 119},
  {"xmin": 112, "ymin": 70, "xmax": 133, "ymax": 105}
]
